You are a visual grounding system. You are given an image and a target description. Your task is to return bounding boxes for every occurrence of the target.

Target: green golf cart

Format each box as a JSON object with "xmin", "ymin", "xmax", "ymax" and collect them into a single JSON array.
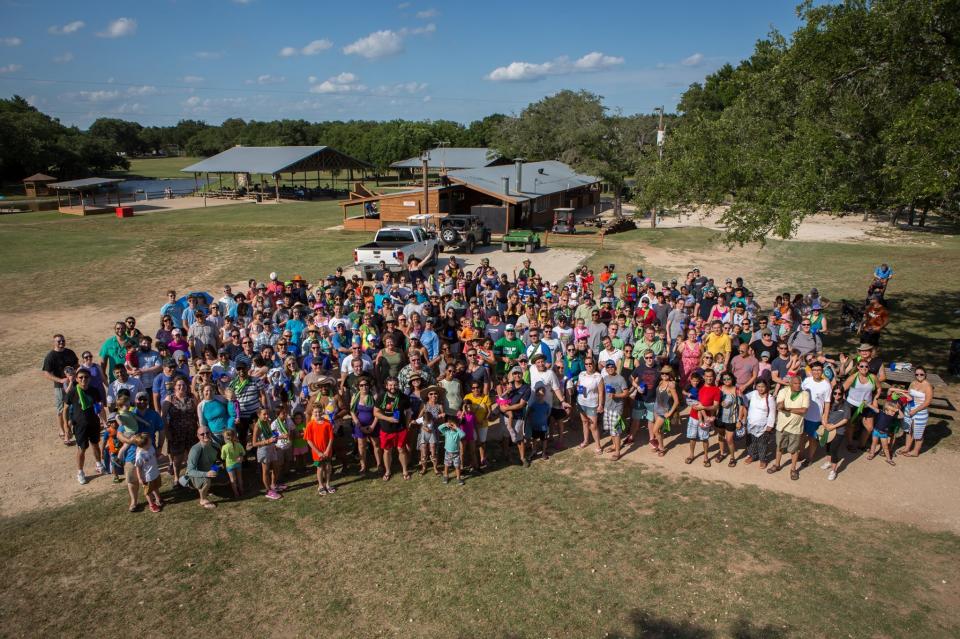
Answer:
[{"xmin": 501, "ymin": 229, "xmax": 541, "ymax": 253}]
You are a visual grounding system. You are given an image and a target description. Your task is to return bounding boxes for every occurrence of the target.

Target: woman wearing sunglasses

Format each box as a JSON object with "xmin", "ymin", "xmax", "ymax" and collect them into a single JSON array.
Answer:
[{"xmin": 899, "ymin": 365, "xmax": 934, "ymax": 457}]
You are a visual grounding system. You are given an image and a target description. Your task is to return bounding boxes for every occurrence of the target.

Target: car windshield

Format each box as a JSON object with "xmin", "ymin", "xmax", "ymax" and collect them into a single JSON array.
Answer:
[{"xmin": 444, "ymin": 219, "xmax": 467, "ymax": 228}]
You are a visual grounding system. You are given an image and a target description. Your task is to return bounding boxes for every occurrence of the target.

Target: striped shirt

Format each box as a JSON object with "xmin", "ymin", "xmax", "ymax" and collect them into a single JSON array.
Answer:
[{"xmin": 231, "ymin": 377, "xmax": 264, "ymax": 417}]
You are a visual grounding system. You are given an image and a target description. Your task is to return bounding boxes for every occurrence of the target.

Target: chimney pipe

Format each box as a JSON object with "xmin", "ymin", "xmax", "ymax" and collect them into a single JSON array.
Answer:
[
  {"xmin": 501, "ymin": 176, "xmax": 510, "ymax": 195},
  {"xmin": 514, "ymin": 158, "xmax": 523, "ymax": 192}
]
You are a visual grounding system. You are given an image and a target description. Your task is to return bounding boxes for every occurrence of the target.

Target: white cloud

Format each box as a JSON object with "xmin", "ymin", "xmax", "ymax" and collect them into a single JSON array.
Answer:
[
  {"xmin": 309, "ymin": 72, "xmax": 367, "ymax": 94},
  {"xmin": 0, "ymin": 63, "xmax": 22, "ymax": 73},
  {"xmin": 574, "ymin": 51, "xmax": 624, "ymax": 71},
  {"xmin": 377, "ymin": 81, "xmax": 428, "ymax": 95},
  {"xmin": 486, "ymin": 51, "xmax": 624, "ymax": 82},
  {"xmin": 403, "ymin": 23, "xmax": 435, "ymax": 35},
  {"xmin": 75, "ymin": 90, "xmax": 120, "ymax": 102},
  {"xmin": 98, "ymin": 17, "xmax": 137, "ymax": 38},
  {"xmin": 53, "ymin": 52, "xmax": 74, "ymax": 63},
  {"xmin": 343, "ymin": 30, "xmax": 404, "ymax": 59},
  {"xmin": 48, "ymin": 21, "xmax": 85, "ymax": 35},
  {"xmin": 301, "ymin": 39, "xmax": 332, "ymax": 55},
  {"xmin": 247, "ymin": 74, "xmax": 285, "ymax": 85},
  {"xmin": 126, "ymin": 85, "xmax": 158, "ymax": 96},
  {"xmin": 681, "ymin": 52, "xmax": 704, "ymax": 66},
  {"xmin": 195, "ymin": 50, "xmax": 223, "ymax": 59},
  {"xmin": 115, "ymin": 102, "xmax": 146, "ymax": 114},
  {"xmin": 233, "ymin": 0, "xmax": 255, "ymax": 3},
  {"xmin": 416, "ymin": 8, "xmax": 438, "ymax": 18},
  {"xmin": 183, "ymin": 75, "xmax": 204, "ymax": 83},
  {"xmin": 397, "ymin": 2, "xmax": 410, "ymax": 8},
  {"xmin": 182, "ymin": 95, "xmax": 252, "ymax": 114},
  {"xmin": 1, "ymin": 37, "xmax": 22, "ymax": 47},
  {"xmin": 26, "ymin": 95, "xmax": 43, "ymax": 107},
  {"xmin": 280, "ymin": 38, "xmax": 333, "ymax": 57}
]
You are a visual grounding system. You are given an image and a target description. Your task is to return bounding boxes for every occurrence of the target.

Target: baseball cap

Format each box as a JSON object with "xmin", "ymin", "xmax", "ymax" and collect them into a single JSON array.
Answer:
[
  {"xmin": 605, "ymin": 359, "xmax": 616, "ymax": 368},
  {"xmin": 135, "ymin": 391, "xmax": 149, "ymax": 400},
  {"xmin": 760, "ymin": 351, "xmax": 771, "ymax": 359},
  {"xmin": 270, "ymin": 272, "xmax": 278, "ymax": 281},
  {"xmin": 505, "ymin": 324, "xmax": 515, "ymax": 331},
  {"xmin": 761, "ymin": 329, "xmax": 773, "ymax": 337},
  {"xmin": 352, "ymin": 336, "xmax": 362, "ymax": 346},
  {"xmin": 509, "ymin": 366, "xmax": 523, "ymax": 375}
]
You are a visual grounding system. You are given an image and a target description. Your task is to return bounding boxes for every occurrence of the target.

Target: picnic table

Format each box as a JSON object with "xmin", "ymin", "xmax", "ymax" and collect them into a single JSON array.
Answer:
[{"xmin": 884, "ymin": 368, "xmax": 947, "ymax": 387}]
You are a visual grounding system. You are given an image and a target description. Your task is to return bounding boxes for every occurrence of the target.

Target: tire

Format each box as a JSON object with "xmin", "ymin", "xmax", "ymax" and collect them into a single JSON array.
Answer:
[
  {"xmin": 502, "ymin": 242, "xmax": 510, "ymax": 252},
  {"xmin": 535, "ymin": 241, "xmax": 541, "ymax": 250},
  {"xmin": 466, "ymin": 238, "xmax": 475, "ymax": 254},
  {"xmin": 441, "ymin": 228, "xmax": 458, "ymax": 244},
  {"xmin": 525, "ymin": 243, "xmax": 534, "ymax": 253},
  {"xmin": 483, "ymin": 231, "xmax": 491, "ymax": 246}
]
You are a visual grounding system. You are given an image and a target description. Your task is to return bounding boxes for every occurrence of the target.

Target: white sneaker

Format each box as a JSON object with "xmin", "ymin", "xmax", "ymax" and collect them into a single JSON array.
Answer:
[
  {"xmin": 77, "ymin": 470, "xmax": 87, "ymax": 485},
  {"xmin": 95, "ymin": 462, "xmax": 105, "ymax": 474},
  {"xmin": 820, "ymin": 461, "xmax": 832, "ymax": 470},
  {"xmin": 828, "ymin": 470, "xmax": 837, "ymax": 481}
]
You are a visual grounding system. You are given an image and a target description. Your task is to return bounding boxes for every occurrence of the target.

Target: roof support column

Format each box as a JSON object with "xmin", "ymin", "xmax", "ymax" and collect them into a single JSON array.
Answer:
[{"xmin": 274, "ymin": 174, "xmax": 280, "ymax": 203}]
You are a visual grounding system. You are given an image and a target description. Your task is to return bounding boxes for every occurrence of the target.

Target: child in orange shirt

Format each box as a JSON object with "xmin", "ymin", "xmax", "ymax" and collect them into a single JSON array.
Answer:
[{"xmin": 305, "ymin": 405, "xmax": 335, "ymax": 495}]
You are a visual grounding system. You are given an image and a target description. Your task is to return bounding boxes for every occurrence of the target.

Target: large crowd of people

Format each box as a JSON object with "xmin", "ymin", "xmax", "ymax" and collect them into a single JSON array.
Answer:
[{"xmin": 41, "ymin": 257, "xmax": 934, "ymax": 511}]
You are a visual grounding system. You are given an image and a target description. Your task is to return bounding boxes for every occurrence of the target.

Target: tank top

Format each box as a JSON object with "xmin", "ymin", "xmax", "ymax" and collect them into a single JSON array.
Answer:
[
  {"xmin": 354, "ymin": 395, "xmax": 375, "ymax": 426},
  {"xmin": 846, "ymin": 375, "xmax": 875, "ymax": 407},
  {"xmin": 719, "ymin": 388, "xmax": 739, "ymax": 423},
  {"xmin": 655, "ymin": 384, "xmax": 672, "ymax": 415},
  {"xmin": 909, "ymin": 388, "xmax": 927, "ymax": 413}
]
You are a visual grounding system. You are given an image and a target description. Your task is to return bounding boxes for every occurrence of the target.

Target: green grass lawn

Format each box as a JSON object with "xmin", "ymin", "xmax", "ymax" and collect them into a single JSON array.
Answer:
[{"xmin": 1, "ymin": 454, "xmax": 957, "ymax": 638}]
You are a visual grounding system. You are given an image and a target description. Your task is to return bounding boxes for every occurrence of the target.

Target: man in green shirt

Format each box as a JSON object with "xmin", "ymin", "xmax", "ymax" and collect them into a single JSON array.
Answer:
[
  {"xmin": 494, "ymin": 325, "xmax": 526, "ymax": 377},
  {"xmin": 99, "ymin": 321, "xmax": 128, "ymax": 384}
]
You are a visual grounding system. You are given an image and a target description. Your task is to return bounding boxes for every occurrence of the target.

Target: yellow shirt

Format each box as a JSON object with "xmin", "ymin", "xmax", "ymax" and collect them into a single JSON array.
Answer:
[
  {"xmin": 775, "ymin": 387, "xmax": 809, "ymax": 434},
  {"xmin": 704, "ymin": 332, "xmax": 732, "ymax": 357},
  {"xmin": 463, "ymin": 392, "xmax": 492, "ymax": 427},
  {"xmin": 221, "ymin": 441, "xmax": 245, "ymax": 467}
]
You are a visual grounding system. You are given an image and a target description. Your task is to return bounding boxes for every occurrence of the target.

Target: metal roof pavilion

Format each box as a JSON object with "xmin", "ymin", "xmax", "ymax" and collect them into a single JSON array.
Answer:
[
  {"xmin": 390, "ymin": 147, "xmax": 503, "ymax": 170},
  {"xmin": 48, "ymin": 177, "xmax": 124, "ymax": 190},
  {"xmin": 181, "ymin": 145, "xmax": 370, "ymax": 175},
  {"xmin": 447, "ymin": 161, "xmax": 598, "ymax": 203}
]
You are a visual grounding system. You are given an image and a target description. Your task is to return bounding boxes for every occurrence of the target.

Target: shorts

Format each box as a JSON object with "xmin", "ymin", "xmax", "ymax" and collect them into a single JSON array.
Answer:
[
  {"xmin": 578, "ymin": 404, "xmax": 598, "ymax": 418},
  {"xmin": 379, "ymin": 429, "xmax": 408, "ymax": 450},
  {"xmin": 686, "ymin": 417, "xmax": 709, "ymax": 441},
  {"xmin": 444, "ymin": 450, "xmax": 461, "ymax": 468},
  {"xmin": 776, "ymin": 430, "xmax": 802, "ymax": 454},
  {"xmin": 530, "ymin": 427, "xmax": 548, "ymax": 441},
  {"xmin": 416, "ymin": 430, "xmax": 437, "ymax": 447},
  {"xmin": 55, "ymin": 386, "xmax": 66, "ymax": 412},
  {"xmin": 631, "ymin": 401, "xmax": 655, "ymax": 422},
  {"xmin": 476, "ymin": 426, "xmax": 489, "ymax": 443},
  {"xmin": 550, "ymin": 407, "xmax": 567, "ymax": 422},
  {"xmin": 603, "ymin": 410, "xmax": 627, "ymax": 435},
  {"xmin": 803, "ymin": 419, "xmax": 821, "ymax": 439},
  {"xmin": 873, "ymin": 429, "xmax": 889, "ymax": 440},
  {"xmin": 506, "ymin": 417, "xmax": 526, "ymax": 443},
  {"xmin": 226, "ymin": 462, "xmax": 243, "ymax": 472},
  {"xmin": 188, "ymin": 475, "xmax": 210, "ymax": 491},
  {"xmin": 716, "ymin": 420, "xmax": 737, "ymax": 433},
  {"xmin": 256, "ymin": 444, "xmax": 278, "ymax": 464},
  {"xmin": 73, "ymin": 421, "xmax": 101, "ymax": 450},
  {"xmin": 124, "ymin": 463, "xmax": 140, "ymax": 485},
  {"xmin": 313, "ymin": 457, "xmax": 332, "ymax": 467},
  {"xmin": 142, "ymin": 476, "xmax": 161, "ymax": 495}
]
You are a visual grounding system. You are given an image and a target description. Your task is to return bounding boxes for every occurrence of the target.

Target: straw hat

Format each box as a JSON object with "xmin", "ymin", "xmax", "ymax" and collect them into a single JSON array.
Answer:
[{"xmin": 420, "ymin": 384, "xmax": 446, "ymax": 400}]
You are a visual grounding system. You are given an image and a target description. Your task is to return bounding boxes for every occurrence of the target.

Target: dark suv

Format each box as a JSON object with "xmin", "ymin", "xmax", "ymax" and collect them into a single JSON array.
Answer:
[{"xmin": 438, "ymin": 215, "xmax": 491, "ymax": 253}]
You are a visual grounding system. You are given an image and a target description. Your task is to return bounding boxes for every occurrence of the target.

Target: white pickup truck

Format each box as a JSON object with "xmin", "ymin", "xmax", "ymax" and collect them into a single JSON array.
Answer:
[{"xmin": 353, "ymin": 226, "xmax": 440, "ymax": 280}]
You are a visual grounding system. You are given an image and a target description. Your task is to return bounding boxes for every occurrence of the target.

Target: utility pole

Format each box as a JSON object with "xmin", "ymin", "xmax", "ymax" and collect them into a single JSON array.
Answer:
[
  {"xmin": 652, "ymin": 106, "xmax": 665, "ymax": 229},
  {"xmin": 421, "ymin": 149, "xmax": 430, "ymax": 217}
]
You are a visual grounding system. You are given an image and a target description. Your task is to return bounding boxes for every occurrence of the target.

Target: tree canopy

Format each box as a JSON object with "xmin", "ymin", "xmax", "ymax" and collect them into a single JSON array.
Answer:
[{"xmin": 635, "ymin": 0, "xmax": 960, "ymax": 242}]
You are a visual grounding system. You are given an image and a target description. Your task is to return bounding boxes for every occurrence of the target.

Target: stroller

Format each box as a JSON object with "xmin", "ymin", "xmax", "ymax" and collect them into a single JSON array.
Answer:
[{"xmin": 840, "ymin": 299, "xmax": 865, "ymax": 333}]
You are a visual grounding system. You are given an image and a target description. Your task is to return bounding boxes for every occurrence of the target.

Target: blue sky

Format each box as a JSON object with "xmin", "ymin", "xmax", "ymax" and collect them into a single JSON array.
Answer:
[{"xmin": 0, "ymin": 0, "xmax": 805, "ymax": 128}]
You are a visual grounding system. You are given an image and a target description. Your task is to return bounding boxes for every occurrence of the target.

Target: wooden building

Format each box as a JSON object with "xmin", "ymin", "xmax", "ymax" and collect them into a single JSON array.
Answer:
[
  {"xmin": 22, "ymin": 173, "xmax": 57, "ymax": 197},
  {"xmin": 341, "ymin": 160, "xmax": 600, "ymax": 232}
]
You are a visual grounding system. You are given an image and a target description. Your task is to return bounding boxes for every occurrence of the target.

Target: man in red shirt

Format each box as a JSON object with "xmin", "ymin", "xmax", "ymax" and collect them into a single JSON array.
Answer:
[{"xmin": 685, "ymin": 369, "xmax": 721, "ymax": 466}]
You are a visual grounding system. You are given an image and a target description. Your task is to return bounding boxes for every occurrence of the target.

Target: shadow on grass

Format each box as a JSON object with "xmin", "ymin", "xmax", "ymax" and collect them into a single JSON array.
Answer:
[{"xmin": 606, "ymin": 610, "xmax": 789, "ymax": 639}]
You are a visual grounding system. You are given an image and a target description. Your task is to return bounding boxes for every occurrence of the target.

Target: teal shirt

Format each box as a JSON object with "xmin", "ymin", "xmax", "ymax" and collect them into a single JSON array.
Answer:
[{"xmin": 439, "ymin": 424, "xmax": 464, "ymax": 453}]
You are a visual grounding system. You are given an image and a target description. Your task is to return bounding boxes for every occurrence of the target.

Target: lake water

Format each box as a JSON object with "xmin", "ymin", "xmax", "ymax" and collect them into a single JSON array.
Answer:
[{"xmin": 119, "ymin": 178, "xmax": 202, "ymax": 197}]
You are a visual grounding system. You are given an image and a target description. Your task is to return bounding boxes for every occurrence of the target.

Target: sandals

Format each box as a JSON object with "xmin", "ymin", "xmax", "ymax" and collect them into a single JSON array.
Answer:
[
  {"xmin": 327, "ymin": 485, "xmax": 337, "ymax": 493},
  {"xmin": 684, "ymin": 456, "xmax": 694, "ymax": 465},
  {"xmin": 595, "ymin": 448, "xmax": 604, "ymax": 455},
  {"xmin": 743, "ymin": 456, "xmax": 754, "ymax": 465},
  {"xmin": 577, "ymin": 443, "xmax": 589, "ymax": 450},
  {"xmin": 715, "ymin": 453, "xmax": 727, "ymax": 464},
  {"xmin": 885, "ymin": 459, "xmax": 896, "ymax": 467},
  {"xmin": 790, "ymin": 469, "xmax": 800, "ymax": 481},
  {"xmin": 317, "ymin": 487, "xmax": 328, "ymax": 495},
  {"xmin": 200, "ymin": 501, "xmax": 216, "ymax": 510},
  {"xmin": 703, "ymin": 459, "xmax": 711, "ymax": 468},
  {"xmin": 657, "ymin": 449, "xmax": 666, "ymax": 457},
  {"xmin": 766, "ymin": 463, "xmax": 780, "ymax": 474},
  {"xmin": 419, "ymin": 467, "xmax": 427, "ymax": 476},
  {"xmin": 382, "ymin": 473, "xmax": 391, "ymax": 482},
  {"xmin": 403, "ymin": 473, "xmax": 412, "ymax": 480},
  {"xmin": 728, "ymin": 459, "xmax": 737, "ymax": 467},
  {"xmin": 866, "ymin": 452, "xmax": 877, "ymax": 461},
  {"xmin": 610, "ymin": 453, "xmax": 620, "ymax": 461}
]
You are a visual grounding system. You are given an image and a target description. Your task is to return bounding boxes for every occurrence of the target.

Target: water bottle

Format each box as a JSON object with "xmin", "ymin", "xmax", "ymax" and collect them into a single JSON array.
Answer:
[
  {"xmin": 393, "ymin": 409, "xmax": 400, "ymax": 420},
  {"xmin": 604, "ymin": 384, "xmax": 615, "ymax": 393},
  {"xmin": 210, "ymin": 463, "xmax": 221, "ymax": 473},
  {"xmin": 576, "ymin": 385, "xmax": 586, "ymax": 394},
  {"xmin": 638, "ymin": 382, "xmax": 647, "ymax": 393},
  {"xmin": 272, "ymin": 429, "xmax": 280, "ymax": 438}
]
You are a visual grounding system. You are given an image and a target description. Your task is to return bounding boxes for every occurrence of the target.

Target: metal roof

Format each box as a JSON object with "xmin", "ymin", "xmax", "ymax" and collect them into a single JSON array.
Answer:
[
  {"xmin": 447, "ymin": 161, "xmax": 598, "ymax": 203},
  {"xmin": 48, "ymin": 177, "xmax": 124, "ymax": 190},
  {"xmin": 390, "ymin": 147, "xmax": 503, "ymax": 170},
  {"xmin": 181, "ymin": 145, "xmax": 371, "ymax": 174}
]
